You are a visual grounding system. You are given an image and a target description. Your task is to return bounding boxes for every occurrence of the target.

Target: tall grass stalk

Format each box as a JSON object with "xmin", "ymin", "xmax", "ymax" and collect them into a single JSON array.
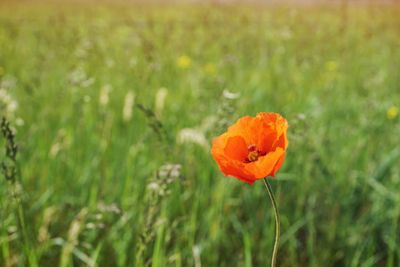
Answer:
[{"xmin": 1, "ymin": 117, "xmax": 38, "ymax": 266}]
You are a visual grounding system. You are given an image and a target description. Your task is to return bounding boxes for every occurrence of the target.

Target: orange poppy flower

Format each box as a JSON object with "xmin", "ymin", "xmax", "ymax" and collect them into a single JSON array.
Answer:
[{"xmin": 211, "ymin": 112, "xmax": 288, "ymax": 184}]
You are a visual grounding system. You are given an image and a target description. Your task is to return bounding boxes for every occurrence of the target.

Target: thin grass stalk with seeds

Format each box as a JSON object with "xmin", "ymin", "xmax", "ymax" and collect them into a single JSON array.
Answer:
[
  {"xmin": 1, "ymin": 117, "xmax": 38, "ymax": 266},
  {"xmin": 135, "ymin": 164, "xmax": 181, "ymax": 267},
  {"xmin": 59, "ymin": 208, "xmax": 89, "ymax": 267},
  {"xmin": 136, "ymin": 103, "xmax": 169, "ymax": 142},
  {"xmin": 215, "ymin": 90, "xmax": 239, "ymax": 134}
]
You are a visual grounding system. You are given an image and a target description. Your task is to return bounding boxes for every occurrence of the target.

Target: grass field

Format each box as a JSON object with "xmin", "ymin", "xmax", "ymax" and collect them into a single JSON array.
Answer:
[{"xmin": 1, "ymin": 1, "xmax": 400, "ymax": 266}]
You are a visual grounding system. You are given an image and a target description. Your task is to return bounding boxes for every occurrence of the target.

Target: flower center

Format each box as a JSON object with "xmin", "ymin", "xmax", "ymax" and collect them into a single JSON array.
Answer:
[
  {"xmin": 246, "ymin": 144, "xmax": 259, "ymax": 162},
  {"xmin": 247, "ymin": 150, "xmax": 259, "ymax": 162}
]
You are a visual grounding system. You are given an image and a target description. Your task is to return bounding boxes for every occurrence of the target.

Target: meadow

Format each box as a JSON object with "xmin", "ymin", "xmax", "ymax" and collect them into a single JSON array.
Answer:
[{"xmin": 0, "ymin": 1, "xmax": 400, "ymax": 266}]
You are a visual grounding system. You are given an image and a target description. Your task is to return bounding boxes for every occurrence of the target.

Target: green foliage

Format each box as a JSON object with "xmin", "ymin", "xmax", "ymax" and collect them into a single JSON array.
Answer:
[{"xmin": 0, "ymin": 2, "xmax": 400, "ymax": 266}]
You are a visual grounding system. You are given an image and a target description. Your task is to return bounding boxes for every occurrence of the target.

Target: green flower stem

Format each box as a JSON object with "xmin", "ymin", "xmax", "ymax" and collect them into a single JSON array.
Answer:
[{"xmin": 263, "ymin": 178, "xmax": 280, "ymax": 267}]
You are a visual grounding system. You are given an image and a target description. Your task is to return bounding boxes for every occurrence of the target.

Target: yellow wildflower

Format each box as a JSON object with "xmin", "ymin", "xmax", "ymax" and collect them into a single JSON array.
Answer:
[
  {"xmin": 387, "ymin": 106, "xmax": 399, "ymax": 120},
  {"xmin": 325, "ymin": 60, "xmax": 338, "ymax": 72},
  {"xmin": 176, "ymin": 55, "xmax": 192, "ymax": 69}
]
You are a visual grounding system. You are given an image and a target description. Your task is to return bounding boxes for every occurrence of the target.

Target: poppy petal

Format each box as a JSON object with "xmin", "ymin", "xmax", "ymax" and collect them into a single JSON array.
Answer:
[
  {"xmin": 245, "ymin": 147, "xmax": 285, "ymax": 179},
  {"xmin": 224, "ymin": 136, "xmax": 248, "ymax": 161},
  {"xmin": 271, "ymin": 153, "xmax": 286, "ymax": 177}
]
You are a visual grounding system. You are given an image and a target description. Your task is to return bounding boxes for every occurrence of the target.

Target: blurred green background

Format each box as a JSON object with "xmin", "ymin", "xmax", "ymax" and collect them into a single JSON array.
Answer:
[{"xmin": 0, "ymin": 1, "xmax": 400, "ymax": 266}]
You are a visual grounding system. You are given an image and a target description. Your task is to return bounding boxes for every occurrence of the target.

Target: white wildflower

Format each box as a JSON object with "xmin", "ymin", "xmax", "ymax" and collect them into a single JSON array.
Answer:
[
  {"xmin": 7, "ymin": 100, "xmax": 18, "ymax": 113},
  {"xmin": 192, "ymin": 245, "xmax": 202, "ymax": 267},
  {"xmin": 147, "ymin": 182, "xmax": 160, "ymax": 191},
  {"xmin": 68, "ymin": 67, "xmax": 87, "ymax": 86},
  {"xmin": 0, "ymin": 87, "xmax": 18, "ymax": 118},
  {"xmin": 177, "ymin": 128, "xmax": 209, "ymax": 149},
  {"xmin": 223, "ymin": 89, "xmax": 240, "ymax": 100},
  {"xmin": 15, "ymin": 118, "xmax": 24, "ymax": 126}
]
